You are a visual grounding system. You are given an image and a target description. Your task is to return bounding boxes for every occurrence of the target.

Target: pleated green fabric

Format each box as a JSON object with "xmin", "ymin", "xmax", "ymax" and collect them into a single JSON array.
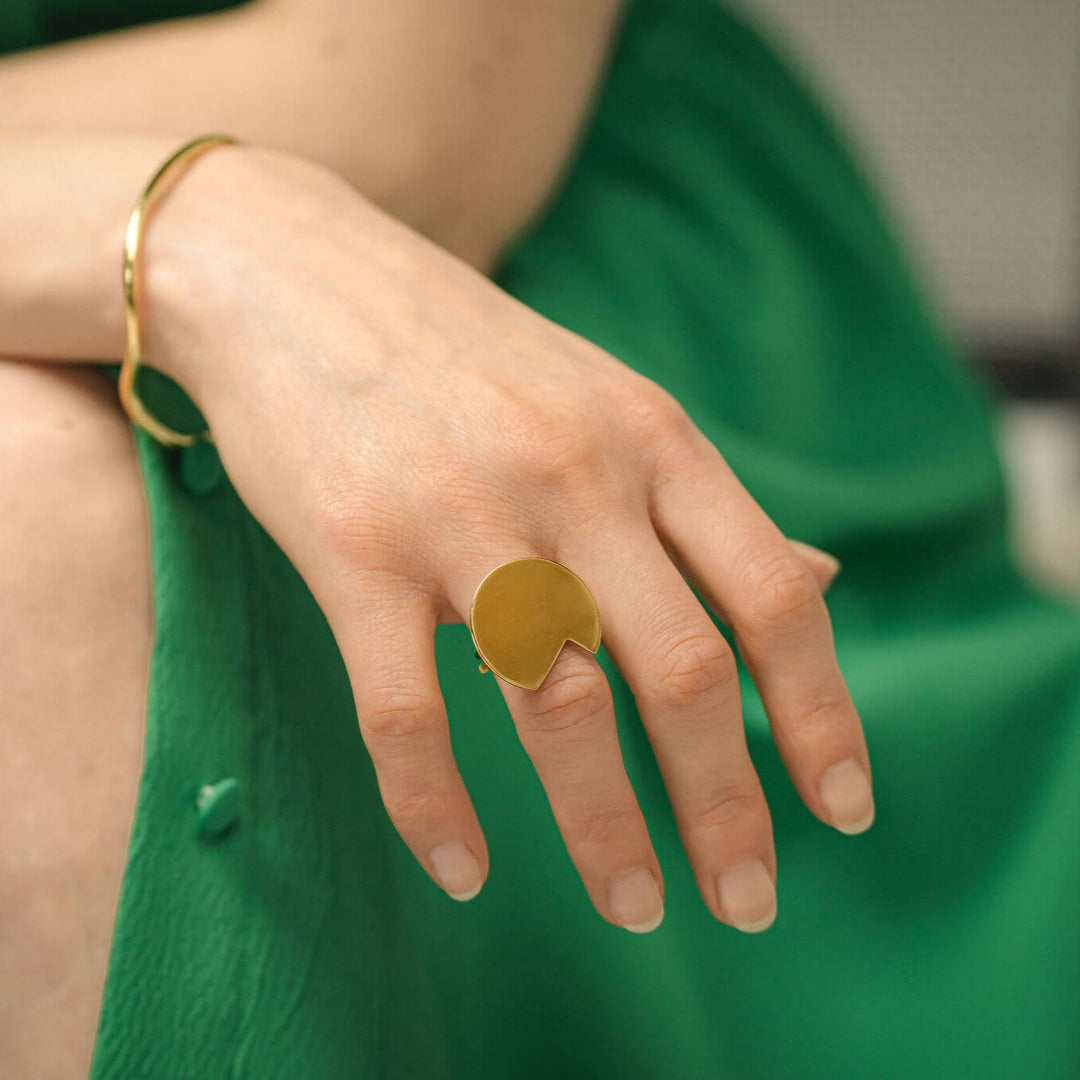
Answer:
[{"xmin": 5, "ymin": 0, "xmax": 1079, "ymax": 1076}]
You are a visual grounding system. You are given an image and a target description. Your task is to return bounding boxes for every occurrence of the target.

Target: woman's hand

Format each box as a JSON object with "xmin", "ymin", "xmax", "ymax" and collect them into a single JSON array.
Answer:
[{"xmin": 144, "ymin": 144, "xmax": 873, "ymax": 934}]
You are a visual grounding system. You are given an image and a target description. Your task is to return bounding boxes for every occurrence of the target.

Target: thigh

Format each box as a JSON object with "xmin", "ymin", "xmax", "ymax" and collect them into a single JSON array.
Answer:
[{"xmin": 0, "ymin": 358, "xmax": 150, "ymax": 1079}]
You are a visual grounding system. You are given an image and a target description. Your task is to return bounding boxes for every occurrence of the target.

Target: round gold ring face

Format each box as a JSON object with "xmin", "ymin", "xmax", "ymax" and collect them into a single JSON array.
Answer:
[{"xmin": 468, "ymin": 557, "xmax": 602, "ymax": 690}]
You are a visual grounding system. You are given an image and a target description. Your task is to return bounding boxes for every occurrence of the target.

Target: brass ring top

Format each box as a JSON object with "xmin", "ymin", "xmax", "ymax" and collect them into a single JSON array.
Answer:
[{"xmin": 469, "ymin": 557, "xmax": 602, "ymax": 690}]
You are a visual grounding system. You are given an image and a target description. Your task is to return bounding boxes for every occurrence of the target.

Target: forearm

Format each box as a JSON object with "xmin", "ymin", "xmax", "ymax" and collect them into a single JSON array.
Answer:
[
  {"xmin": 0, "ymin": 135, "xmax": 362, "ymax": 365},
  {"xmin": 0, "ymin": 0, "xmax": 624, "ymax": 269},
  {"xmin": 1, "ymin": 133, "xmax": 218, "ymax": 363}
]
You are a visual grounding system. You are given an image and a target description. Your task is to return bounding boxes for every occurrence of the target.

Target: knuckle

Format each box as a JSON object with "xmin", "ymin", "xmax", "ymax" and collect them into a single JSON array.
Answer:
[
  {"xmin": 568, "ymin": 806, "xmax": 640, "ymax": 854},
  {"xmin": 625, "ymin": 377, "xmax": 696, "ymax": 457},
  {"xmin": 744, "ymin": 553, "xmax": 821, "ymax": 629},
  {"xmin": 650, "ymin": 632, "xmax": 737, "ymax": 708},
  {"xmin": 509, "ymin": 408, "xmax": 605, "ymax": 485},
  {"xmin": 360, "ymin": 687, "xmax": 441, "ymax": 743},
  {"xmin": 309, "ymin": 482, "xmax": 401, "ymax": 569},
  {"xmin": 785, "ymin": 694, "xmax": 851, "ymax": 745},
  {"xmin": 693, "ymin": 789, "xmax": 763, "ymax": 835},
  {"xmin": 383, "ymin": 784, "xmax": 458, "ymax": 831},
  {"xmin": 525, "ymin": 666, "xmax": 609, "ymax": 735}
]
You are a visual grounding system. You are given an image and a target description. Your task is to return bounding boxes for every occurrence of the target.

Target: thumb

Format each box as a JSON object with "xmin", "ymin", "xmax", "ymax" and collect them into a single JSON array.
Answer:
[{"xmin": 787, "ymin": 538, "xmax": 842, "ymax": 593}]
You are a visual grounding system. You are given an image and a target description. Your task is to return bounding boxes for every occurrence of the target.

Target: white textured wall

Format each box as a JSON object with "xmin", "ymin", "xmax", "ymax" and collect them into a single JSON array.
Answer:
[{"xmin": 748, "ymin": 0, "xmax": 1080, "ymax": 343}]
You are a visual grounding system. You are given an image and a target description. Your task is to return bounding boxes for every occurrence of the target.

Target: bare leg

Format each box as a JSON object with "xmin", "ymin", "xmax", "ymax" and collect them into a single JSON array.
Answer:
[{"xmin": 0, "ymin": 358, "xmax": 150, "ymax": 1079}]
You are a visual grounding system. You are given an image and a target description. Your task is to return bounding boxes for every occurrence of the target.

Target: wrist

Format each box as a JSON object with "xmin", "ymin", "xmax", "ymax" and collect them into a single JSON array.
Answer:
[
  {"xmin": 136, "ymin": 138, "xmax": 255, "ymax": 406},
  {"xmin": 137, "ymin": 140, "xmax": 362, "ymax": 407}
]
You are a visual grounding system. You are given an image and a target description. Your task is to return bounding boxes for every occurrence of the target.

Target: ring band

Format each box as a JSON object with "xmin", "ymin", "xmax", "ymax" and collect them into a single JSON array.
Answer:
[{"xmin": 468, "ymin": 557, "xmax": 602, "ymax": 690}]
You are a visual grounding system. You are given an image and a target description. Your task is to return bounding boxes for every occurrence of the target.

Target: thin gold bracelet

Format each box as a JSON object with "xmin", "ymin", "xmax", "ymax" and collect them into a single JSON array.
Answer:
[{"xmin": 119, "ymin": 133, "xmax": 242, "ymax": 447}]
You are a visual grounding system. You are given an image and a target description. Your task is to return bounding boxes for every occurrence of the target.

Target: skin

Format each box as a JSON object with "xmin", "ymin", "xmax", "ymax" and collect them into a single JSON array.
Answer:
[
  {"xmin": 0, "ymin": 0, "xmax": 869, "ymax": 1075},
  {"xmin": 141, "ymin": 145, "xmax": 869, "ymax": 924},
  {"xmin": 0, "ymin": 0, "xmax": 628, "ymax": 272},
  {"xmin": 0, "ymin": 359, "xmax": 150, "ymax": 1079}
]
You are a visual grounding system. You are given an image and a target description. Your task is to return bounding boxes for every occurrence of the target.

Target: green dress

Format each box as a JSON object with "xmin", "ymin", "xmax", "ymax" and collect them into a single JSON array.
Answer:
[{"xmin": 5, "ymin": 1, "xmax": 1080, "ymax": 1076}]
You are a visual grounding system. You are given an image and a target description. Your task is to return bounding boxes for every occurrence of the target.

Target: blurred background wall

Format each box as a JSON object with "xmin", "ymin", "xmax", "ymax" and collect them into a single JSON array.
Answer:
[{"xmin": 749, "ymin": 0, "xmax": 1080, "ymax": 597}]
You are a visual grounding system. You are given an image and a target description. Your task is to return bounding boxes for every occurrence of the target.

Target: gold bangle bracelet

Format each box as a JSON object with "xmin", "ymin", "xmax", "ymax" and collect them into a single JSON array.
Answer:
[{"xmin": 119, "ymin": 133, "xmax": 242, "ymax": 447}]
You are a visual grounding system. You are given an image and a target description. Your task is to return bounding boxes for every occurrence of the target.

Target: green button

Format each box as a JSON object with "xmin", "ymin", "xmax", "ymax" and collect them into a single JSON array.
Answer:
[
  {"xmin": 195, "ymin": 778, "xmax": 240, "ymax": 839},
  {"xmin": 178, "ymin": 439, "xmax": 226, "ymax": 496}
]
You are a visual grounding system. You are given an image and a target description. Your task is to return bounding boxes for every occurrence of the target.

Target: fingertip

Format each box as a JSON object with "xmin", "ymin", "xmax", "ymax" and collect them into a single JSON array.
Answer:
[
  {"xmin": 716, "ymin": 857, "xmax": 777, "ymax": 934},
  {"xmin": 430, "ymin": 839, "xmax": 486, "ymax": 900},
  {"xmin": 608, "ymin": 865, "xmax": 665, "ymax": 933},
  {"xmin": 818, "ymin": 758, "xmax": 875, "ymax": 835}
]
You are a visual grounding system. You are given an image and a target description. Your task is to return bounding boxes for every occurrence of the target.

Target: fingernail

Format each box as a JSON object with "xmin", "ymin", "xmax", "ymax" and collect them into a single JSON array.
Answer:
[
  {"xmin": 430, "ymin": 841, "xmax": 484, "ymax": 900},
  {"xmin": 818, "ymin": 758, "xmax": 875, "ymax": 835},
  {"xmin": 608, "ymin": 866, "xmax": 664, "ymax": 933},
  {"xmin": 716, "ymin": 858, "xmax": 777, "ymax": 933},
  {"xmin": 818, "ymin": 551, "xmax": 841, "ymax": 589},
  {"xmin": 788, "ymin": 539, "xmax": 842, "ymax": 590}
]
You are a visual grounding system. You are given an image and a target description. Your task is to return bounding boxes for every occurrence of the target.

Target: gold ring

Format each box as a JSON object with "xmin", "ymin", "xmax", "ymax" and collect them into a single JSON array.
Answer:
[{"xmin": 468, "ymin": 557, "xmax": 602, "ymax": 690}]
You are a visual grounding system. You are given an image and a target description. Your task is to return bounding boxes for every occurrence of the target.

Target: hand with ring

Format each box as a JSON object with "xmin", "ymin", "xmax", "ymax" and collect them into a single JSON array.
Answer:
[{"xmin": 142, "ymin": 143, "xmax": 873, "ymax": 935}]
